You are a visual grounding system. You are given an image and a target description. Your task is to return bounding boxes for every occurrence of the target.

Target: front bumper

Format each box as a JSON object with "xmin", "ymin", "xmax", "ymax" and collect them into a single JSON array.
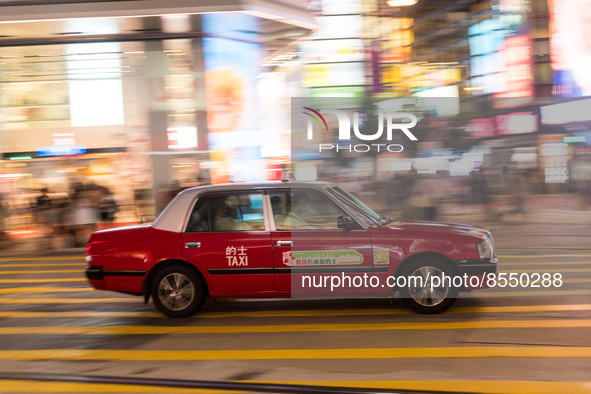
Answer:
[
  {"xmin": 455, "ymin": 257, "xmax": 498, "ymax": 276},
  {"xmin": 454, "ymin": 257, "xmax": 498, "ymax": 290}
]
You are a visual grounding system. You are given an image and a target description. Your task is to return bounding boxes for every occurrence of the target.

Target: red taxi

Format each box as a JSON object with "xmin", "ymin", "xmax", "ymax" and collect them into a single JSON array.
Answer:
[{"xmin": 85, "ymin": 182, "xmax": 497, "ymax": 317}]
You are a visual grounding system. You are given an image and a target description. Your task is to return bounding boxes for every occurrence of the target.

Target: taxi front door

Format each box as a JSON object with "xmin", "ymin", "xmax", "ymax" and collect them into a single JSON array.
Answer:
[{"xmin": 269, "ymin": 189, "xmax": 374, "ymax": 297}]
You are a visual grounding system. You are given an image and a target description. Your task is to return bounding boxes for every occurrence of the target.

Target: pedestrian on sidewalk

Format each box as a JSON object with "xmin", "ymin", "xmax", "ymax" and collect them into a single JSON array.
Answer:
[
  {"xmin": 98, "ymin": 186, "xmax": 118, "ymax": 223},
  {"xmin": 36, "ymin": 188, "xmax": 53, "ymax": 249},
  {"xmin": 69, "ymin": 184, "xmax": 98, "ymax": 248},
  {"xmin": 0, "ymin": 194, "xmax": 11, "ymax": 247}
]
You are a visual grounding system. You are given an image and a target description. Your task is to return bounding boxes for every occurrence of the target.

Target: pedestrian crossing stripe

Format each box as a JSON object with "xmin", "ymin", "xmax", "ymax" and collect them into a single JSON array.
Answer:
[
  {"xmin": 0, "ymin": 379, "xmax": 589, "ymax": 394},
  {"xmin": 0, "ymin": 298, "xmax": 136, "ymax": 303},
  {"xmin": 501, "ymin": 268, "xmax": 591, "ymax": 273},
  {"xmin": 0, "ymin": 256, "xmax": 84, "ymax": 262},
  {"xmin": 0, "ymin": 319, "xmax": 590, "ymax": 335},
  {"xmin": 5, "ymin": 318, "xmax": 591, "ymax": 335},
  {"xmin": 0, "ymin": 263, "xmax": 85, "ymax": 268},
  {"xmin": 0, "ymin": 380, "xmax": 220, "ymax": 393},
  {"xmin": 1, "ymin": 276, "xmax": 589, "ymax": 295},
  {"xmin": 253, "ymin": 380, "xmax": 591, "ymax": 394},
  {"xmin": 0, "ymin": 278, "xmax": 87, "ymax": 283},
  {"xmin": 476, "ymin": 289, "xmax": 591, "ymax": 297},
  {"xmin": 497, "ymin": 254, "xmax": 591, "ymax": 258},
  {"xmin": 0, "ymin": 269, "xmax": 82, "ymax": 274},
  {"xmin": 500, "ymin": 261, "xmax": 591, "ymax": 266},
  {"xmin": 0, "ymin": 287, "xmax": 95, "ymax": 294},
  {"xmin": 0, "ymin": 303, "xmax": 589, "ymax": 318},
  {"xmin": 0, "ymin": 347, "xmax": 590, "ymax": 361}
]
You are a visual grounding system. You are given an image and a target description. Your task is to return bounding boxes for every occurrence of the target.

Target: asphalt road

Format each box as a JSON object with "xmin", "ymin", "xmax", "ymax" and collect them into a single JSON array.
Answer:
[{"xmin": 0, "ymin": 243, "xmax": 590, "ymax": 393}]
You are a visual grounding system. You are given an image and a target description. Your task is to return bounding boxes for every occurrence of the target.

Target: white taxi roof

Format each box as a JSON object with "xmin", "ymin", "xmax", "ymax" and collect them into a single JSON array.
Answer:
[{"xmin": 151, "ymin": 181, "xmax": 335, "ymax": 233}]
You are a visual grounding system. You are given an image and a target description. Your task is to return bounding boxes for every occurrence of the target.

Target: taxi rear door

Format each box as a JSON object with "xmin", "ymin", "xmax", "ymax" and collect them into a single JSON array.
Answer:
[{"xmin": 180, "ymin": 191, "xmax": 273, "ymax": 295}]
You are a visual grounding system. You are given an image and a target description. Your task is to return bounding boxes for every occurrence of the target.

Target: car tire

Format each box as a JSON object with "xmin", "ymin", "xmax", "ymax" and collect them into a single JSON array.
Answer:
[
  {"xmin": 398, "ymin": 257, "xmax": 458, "ymax": 314},
  {"xmin": 151, "ymin": 264, "xmax": 206, "ymax": 318}
]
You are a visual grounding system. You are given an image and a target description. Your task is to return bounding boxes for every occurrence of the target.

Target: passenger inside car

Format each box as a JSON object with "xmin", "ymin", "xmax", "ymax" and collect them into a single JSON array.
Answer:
[
  {"xmin": 212, "ymin": 199, "xmax": 249, "ymax": 231},
  {"xmin": 271, "ymin": 195, "xmax": 288, "ymax": 227}
]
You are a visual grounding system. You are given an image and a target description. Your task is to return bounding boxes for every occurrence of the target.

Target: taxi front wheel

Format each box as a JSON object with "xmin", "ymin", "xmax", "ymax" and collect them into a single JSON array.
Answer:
[
  {"xmin": 398, "ymin": 258, "xmax": 458, "ymax": 314},
  {"xmin": 151, "ymin": 265, "xmax": 206, "ymax": 318}
]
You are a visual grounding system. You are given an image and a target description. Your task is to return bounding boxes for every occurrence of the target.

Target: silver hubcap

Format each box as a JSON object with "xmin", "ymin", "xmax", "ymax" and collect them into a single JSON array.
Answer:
[
  {"xmin": 158, "ymin": 273, "xmax": 195, "ymax": 311},
  {"xmin": 408, "ymin": 266, "xmax": 449, "ymax": 307}
]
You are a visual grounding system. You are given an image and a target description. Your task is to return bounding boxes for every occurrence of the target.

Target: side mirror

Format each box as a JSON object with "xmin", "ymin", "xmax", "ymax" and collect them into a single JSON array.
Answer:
[{"xmin": 337, "ymin": 215, "xmax": 354, "ymax": 230}]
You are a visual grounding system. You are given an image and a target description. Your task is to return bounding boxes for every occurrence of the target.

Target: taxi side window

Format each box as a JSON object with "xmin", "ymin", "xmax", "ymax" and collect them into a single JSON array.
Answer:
[
  {"xmin": 186, "ymin": 193, "xmax": 264, "ymax": 232},
  {"xmin": 271, "ymin": 190, "xmax": 351, "ymax": 231}
]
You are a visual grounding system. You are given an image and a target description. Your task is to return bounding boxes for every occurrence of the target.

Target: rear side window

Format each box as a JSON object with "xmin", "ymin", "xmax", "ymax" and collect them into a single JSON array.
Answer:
[{"xmin": 185, "ymin": 192, "xmax": 264, "ymax": 232}]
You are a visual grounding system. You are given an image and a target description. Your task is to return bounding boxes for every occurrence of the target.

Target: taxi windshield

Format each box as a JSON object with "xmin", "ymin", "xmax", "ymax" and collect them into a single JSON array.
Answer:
[{"xmin": 326, "ymin": 186, "xmax": 386, "ymax": 226}]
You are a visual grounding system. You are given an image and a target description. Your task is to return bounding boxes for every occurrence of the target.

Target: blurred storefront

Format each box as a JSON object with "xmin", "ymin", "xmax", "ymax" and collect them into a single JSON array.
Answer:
[{"xmin": 0, "ymin": 0, "xmax": 318, "ymax": 221}]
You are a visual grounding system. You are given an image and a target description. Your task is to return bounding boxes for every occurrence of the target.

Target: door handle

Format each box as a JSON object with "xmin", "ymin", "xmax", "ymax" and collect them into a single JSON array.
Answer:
[
  {"xmin": 185, "ymin": 242, "xmax": 201, "ymax": 249},
  {"xmin": 276, "ymin": 240, "xmax": 292, "ymax": 247}
]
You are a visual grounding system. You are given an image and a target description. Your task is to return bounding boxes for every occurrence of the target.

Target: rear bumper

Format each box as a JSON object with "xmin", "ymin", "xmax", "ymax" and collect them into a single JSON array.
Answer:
[
  {"xmin": 85, "ymin": 265, "xmax": 146, "ymax": 293},
  {"xmin": 86, "ymin": 266, "xmax": 104, "ymax": 281}
]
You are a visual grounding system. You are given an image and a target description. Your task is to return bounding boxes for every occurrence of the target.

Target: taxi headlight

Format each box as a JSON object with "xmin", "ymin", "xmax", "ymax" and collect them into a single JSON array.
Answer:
[{"xmin": 476, "ymin": 238, "xmax": 493, "ymax": 259}]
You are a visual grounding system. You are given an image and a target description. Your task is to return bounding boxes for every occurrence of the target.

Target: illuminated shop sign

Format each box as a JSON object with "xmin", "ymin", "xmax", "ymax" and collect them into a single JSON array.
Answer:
[
  {"xmin": 37, "ymin": 146, "xmax": 86, "ymax": 157},
  {"xmin": 549, "ymin": 0, "xmax": 591, "ymax": 96},
  {"xmin": 497, "ymin": 35, "xmax": 534, "ymax": 98},
  {"xmin": 167, "ymin": 126, "xmax": 198, "ymax": 149},
  {"xmin": 464, "ymin": 112, "xmax": 537, "ymax": 138},
  {"xmin": 496, "ymin": 112, "xmax": 537, "ymax": 135},
  {"xmin": 465, "ymin": 118, "xmax": 496, "ymax": 139},
  {"xmin": 386, "ymin": 64, "xmax": 462, "ymax": 96},
  {"xmin": 563, "ymin": 136, "xmax": 586, "ymax": 143},
  {"xmin": 300, "ymin": 39, "xmax": 364, "ymax": 63},
  {"xmin": 540, "ymin": 134, "xmax": 571, "ymax": 184},
  {"xmin": 541, "ymin": 99, "xmax": 591, "ymax": 124},
  {"xmin": 468, "ymin": 18, "xmax": 506, "ymax": 95},
  {"xmin": 499, "ymin": 0, "xmax": 530, "ymax": 13}
]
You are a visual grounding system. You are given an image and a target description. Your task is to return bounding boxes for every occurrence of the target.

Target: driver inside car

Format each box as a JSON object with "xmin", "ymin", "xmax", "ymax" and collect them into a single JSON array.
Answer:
[{"xmin": 283, "ymin": 192, "xmax": 311, "ymax": 229}]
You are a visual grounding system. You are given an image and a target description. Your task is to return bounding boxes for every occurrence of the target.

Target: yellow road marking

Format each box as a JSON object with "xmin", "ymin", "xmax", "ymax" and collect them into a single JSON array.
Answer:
[
  {"xmin": 10, "ymin": 291, "xmax": 590, "ymax": 303},
  {"xmin": 2, "ymin": 379, "xmax": 590, "ymax": 394},
  {"xmin": 0, "ymin": 279, "xmax": 582, "ymax": 296},
  {"xmin": 0, "ymin": 319, "xmax": 590, "ymax": 336},
  {"xmin": 250, "ymin": 380, "xmax": 591, "ymax": 394},
  {"xmin": 564, "ymin": 278, "xmax": 591, "ymax": 283},
  {"xmin": 0, "ymin": 380, "xmax": 226, "ymax": 393},
  {"xmin": 497, "ymin": 254, "xmax": 591, "ymax": 258},
  {"xmin": 0, "ymin": 256, "xmax": 83, "ymax": 262},
  {"xmin": 0, "ymin": 263, "xmax": 85, "ymax": 268},
  {"xmin": 0, "ymin": 278, "xmax": 86, "ymax": 283},
  {"xmin": 0, "ymin": 379, "xmax": 589, "ymax": 394},
  {"xmin": 0, "ymin": 298, "xmax": 136, "ymax": 304},
  {"xmin": 501, "ymin": 261, "xmax": 591, "ymax": 266},
  {"xmin": 0, "ymin": 311, "xmax": 162, "ymax": 318},
  {"xmin": 0, "ymin": 304, "xmax": 588, "ymax": 319},
  {"xmin": 476, "ymin": 289, "xmax": 591, "ymax": 297},
  {"xmin": 0, "ymin": 287, "xmax": 95, "ymax": 294},
  {"xmin": 0, "ymin": 267, "xmax": 588, "ymax": 275},
  {"xmin": 6, "ymin": 279, "xmax": 591, "ymax": 294},
  {"xmin": 0, "ymin": 269, "xmax": 82, "ymax": 274},
  {"xmin": 0, "ymin": 347, "xmax": 590, "ymax": 361},
  {"xmin": 500, "ymin": 268, "xmax": 591, "ymax": 273}
]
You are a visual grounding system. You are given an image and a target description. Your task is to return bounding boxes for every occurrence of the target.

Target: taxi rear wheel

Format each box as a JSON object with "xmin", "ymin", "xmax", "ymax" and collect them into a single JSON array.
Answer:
[
  {"xmin": 151, "ymin": 265, "xmax": 205, "ymax": 318},
  {"xmin": 398, "ymin": 258, "xmax": 458, "ymax": 314}
]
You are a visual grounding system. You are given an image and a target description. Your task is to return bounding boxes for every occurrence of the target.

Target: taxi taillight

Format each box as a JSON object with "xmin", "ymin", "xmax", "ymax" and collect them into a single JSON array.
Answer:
[{"xmin": 85, "ymin": 242, "xmax": 94, "ymax": 263}]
